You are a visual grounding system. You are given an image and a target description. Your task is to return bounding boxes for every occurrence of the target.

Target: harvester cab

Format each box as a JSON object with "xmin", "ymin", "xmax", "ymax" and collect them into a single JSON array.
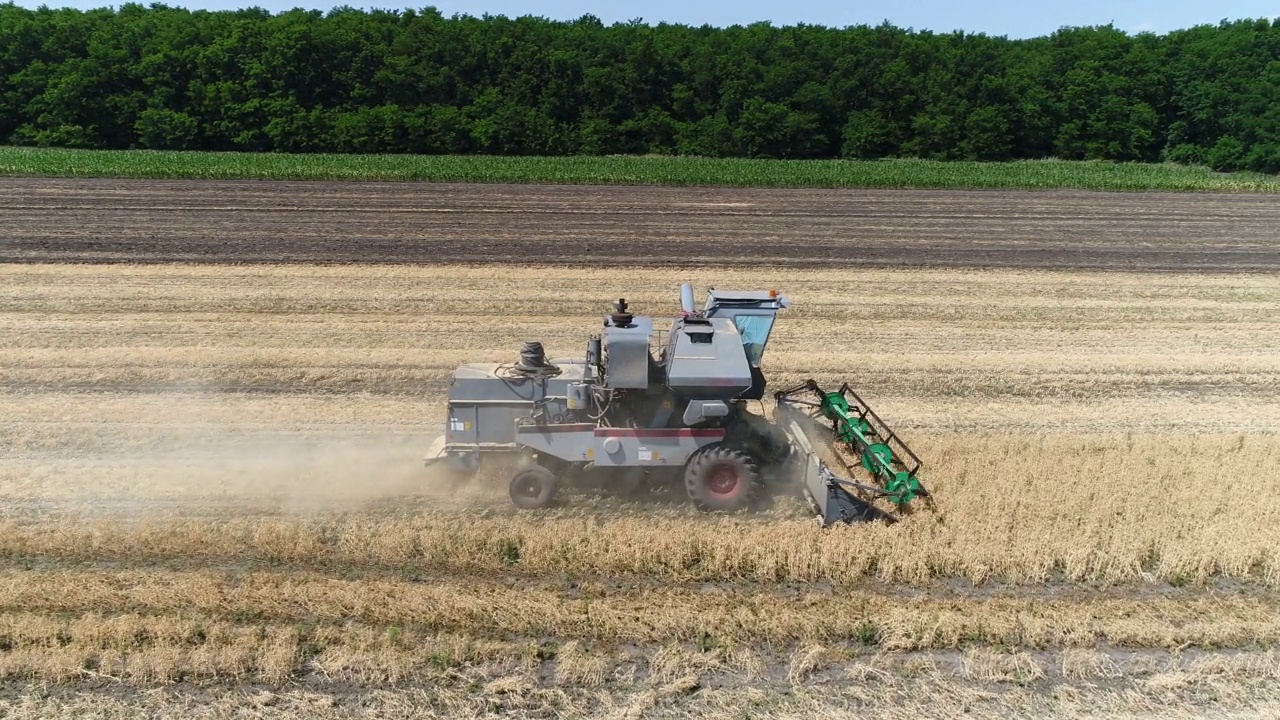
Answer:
[
  {"xmin": 424, "ymin": 284, "xmax": 931, "ymax": 525},
  {"xmin": 697, "ymin": 287, "xmax": 788, "ymax": 399}
]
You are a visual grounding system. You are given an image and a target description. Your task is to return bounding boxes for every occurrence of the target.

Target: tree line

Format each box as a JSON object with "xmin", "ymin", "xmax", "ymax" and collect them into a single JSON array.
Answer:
[{"xmin": 0, "ymin": 4, "xmax": 1277, "ymax": 172}]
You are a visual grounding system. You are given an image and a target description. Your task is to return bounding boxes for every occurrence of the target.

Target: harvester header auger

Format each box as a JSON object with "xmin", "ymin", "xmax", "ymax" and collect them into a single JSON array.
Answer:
[
  {"xmin": 774, "ymin": 380, "xmax": 932, "ymax": 524},
  {"xmin": 424, "ymin": 284, "xmax": 932, "ymax": 526}
]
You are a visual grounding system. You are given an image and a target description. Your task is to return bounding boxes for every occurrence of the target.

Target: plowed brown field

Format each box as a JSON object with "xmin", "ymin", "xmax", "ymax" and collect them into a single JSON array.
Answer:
[
  {"xmin": 3, "ymin": 177, "xmax": 1279, "ymax": 270},
  {"xmin": 1, "ymin": 179, "xmax": 1279, "ymax": 718}
]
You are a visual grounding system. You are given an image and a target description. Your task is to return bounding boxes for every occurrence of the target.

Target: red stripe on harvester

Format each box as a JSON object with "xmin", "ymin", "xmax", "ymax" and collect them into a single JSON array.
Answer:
[{"xmin": 516, "ymin": 423, "xmax": 595, "ymax": 433}]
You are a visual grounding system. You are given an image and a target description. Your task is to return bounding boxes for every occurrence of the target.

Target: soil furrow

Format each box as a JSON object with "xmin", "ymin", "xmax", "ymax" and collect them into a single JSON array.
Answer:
[{"xmin": 3, "ymin": 179, "xmax": 1278, "ymax": 270}]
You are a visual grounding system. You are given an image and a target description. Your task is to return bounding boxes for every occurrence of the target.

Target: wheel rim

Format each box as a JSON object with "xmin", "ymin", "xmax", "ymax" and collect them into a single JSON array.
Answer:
[
  {"xmin": 514, "ymin": 476, "xmax": 541, "ymax": 498},
  {"xmin": 706, "ymin": 464, "xmax": 740, "ymax": 498}
]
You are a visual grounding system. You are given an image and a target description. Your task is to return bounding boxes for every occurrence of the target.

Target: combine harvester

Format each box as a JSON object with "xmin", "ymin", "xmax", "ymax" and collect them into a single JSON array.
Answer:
[{"xmin": 424, "ymin": 285, "xmax": 931, "ymax": 525}]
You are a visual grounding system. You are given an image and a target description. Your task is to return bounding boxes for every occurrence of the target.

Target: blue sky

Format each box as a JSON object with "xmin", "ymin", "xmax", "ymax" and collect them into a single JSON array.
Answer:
[{"xmin": 11, "ymin": 0, "xmax": 1279, "ymax": 38}]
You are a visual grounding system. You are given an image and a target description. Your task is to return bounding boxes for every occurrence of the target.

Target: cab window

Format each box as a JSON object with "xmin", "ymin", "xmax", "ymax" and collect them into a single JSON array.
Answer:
[{"xmin": 733, "ymin": 315, "xmax": 774, "ymax": 366}]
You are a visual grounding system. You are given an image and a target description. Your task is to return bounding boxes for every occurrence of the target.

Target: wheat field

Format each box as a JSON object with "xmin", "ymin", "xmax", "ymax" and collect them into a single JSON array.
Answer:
[{"xmin": 2, "ymin": 262, "xmax": 1279, "ymax": 717}]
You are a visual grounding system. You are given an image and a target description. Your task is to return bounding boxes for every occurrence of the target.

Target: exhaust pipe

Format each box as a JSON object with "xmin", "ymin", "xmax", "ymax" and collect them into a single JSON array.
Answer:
[{"xmin": 680, "ymin": 283, "xmax": 695, "ymax": 315}]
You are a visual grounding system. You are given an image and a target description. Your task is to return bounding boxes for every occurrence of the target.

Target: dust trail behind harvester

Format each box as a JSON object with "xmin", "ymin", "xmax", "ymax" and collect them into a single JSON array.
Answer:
[
  {"xmin": 0, "ymin": 385, "xmax": 818, "ymax": 524},
  {"xmin": 0, "ymin": 388, "xmax": 514, "ymax": 521}
]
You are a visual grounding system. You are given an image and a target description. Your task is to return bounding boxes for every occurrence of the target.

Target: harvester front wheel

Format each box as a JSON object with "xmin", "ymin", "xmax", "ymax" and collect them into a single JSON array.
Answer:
[
  {"xmin": 684, "ymin": 446, "xmax": 759, "ymax": 513},
  {"xmin": 509, "ymin": 465, "xmax": 557, "ymax": 510}
]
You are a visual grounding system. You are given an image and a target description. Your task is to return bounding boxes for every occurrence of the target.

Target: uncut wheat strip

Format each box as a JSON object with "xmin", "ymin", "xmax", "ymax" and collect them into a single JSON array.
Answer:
[
  {"xmin": 0, "ymin": 569, "xmax": 1276, "ymax": 651},
  {"xmin": 2, "ymin": 429, "xmax": 1276, "ymax": 587}
]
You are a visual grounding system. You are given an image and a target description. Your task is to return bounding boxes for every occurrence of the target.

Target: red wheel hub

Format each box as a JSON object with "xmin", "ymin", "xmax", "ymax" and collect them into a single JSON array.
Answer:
[{"xmin": 707, "ymin": 464, "xmax": 740, "ymax": 497}]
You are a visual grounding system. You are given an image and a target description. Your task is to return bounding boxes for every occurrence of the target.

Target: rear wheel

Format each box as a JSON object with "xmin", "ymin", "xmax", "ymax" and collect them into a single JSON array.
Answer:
[
  {"xmin": 509, "ymin": 464, "xmax": 557, "ymax": 510},
  {"xmin": 684, "ymin": 445, "xmax": 759, "ymax": 512}
]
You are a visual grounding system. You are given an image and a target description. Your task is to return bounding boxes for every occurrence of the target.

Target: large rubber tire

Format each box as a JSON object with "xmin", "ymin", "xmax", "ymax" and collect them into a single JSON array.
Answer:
[
  {"xmin": 509, "ymin": 464, "xmax": 557, "ymax": 510},
  {"xmin": 684, "ymin": 445, "xmax": 760, "ymax": 513}
]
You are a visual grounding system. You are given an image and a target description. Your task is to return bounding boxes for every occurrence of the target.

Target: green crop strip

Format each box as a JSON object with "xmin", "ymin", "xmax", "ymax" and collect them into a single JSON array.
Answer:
[{"xmin": 2, "ymin": 148, "xmax": 1277, "ymax": 192}]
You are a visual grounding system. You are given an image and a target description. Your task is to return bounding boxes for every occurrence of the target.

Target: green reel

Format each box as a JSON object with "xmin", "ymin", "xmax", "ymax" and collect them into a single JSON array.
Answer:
[
  {"xmin": 861, "ymin": 442, "xmax": 893, "ymax": 474},
  {"xmin": 883, "ymin": 470, "xmax": 923, "ymax": 505},
  {"xmin": 821, "ymin": 390, "xmax": 921, "ymax": 505}
]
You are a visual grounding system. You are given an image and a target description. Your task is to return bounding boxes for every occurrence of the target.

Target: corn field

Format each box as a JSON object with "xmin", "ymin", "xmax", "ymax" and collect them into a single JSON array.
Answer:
[{"xmin": 3, "ymin": 147, "xmax": 1280, "ymax": 191}]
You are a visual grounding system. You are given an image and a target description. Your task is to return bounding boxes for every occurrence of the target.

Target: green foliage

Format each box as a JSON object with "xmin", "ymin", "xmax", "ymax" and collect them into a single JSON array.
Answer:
[
  {"xmin": 135, "ymin": 108, "xmax": 198, "ymax": 150},
  {"xmin": 856, "ymin": 621, "xmax": 880, "ymax": 645},
  {"xmin": 3, "ymin": 147, "xmax": 1278, "ymax": 191},
  {"xmin": 499, "ymin": 538, "xmax": 521, "ymax": 565},
  {"xmin": 0, "ymin": 4, "xmax": 1276, "ymax": 173},
  {"xmin": 425, "ymin": 650, "xmax": 452, "ymax": 672}
]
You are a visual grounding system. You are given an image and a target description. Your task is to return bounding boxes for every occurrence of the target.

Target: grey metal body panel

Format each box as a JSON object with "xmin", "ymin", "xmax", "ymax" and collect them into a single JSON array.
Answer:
[
  {"xmin": 773, "ymin": 406, "xmax": 833, "ymax": 520},
  {"xmin": 706, "ymin": 290, "xmax": 778, "ymax": 303},
  {"xmin": 516, "ymin": 424, "xmax": 724, "ymax": 466},
  {"xmin": 665, "ymin": 317, "xmax": 752, "ymax": 398},
  {"xmin": 603, "ymin": 317, "xmax": 653, "ymax": 389},
  {"xmin": 773, "ymin": 399, "xmax": 888, "ymax": 525},
  {"xmin": 682, "ymin": 399, "xmax": 730, "ymax": 426},
  {"xmin": 443, "ymin": 361, "xmax": 586, "ymax": 451},
  {"xmin": 423, "ymin": 435, "xmax": 447, "ymax": 464}
]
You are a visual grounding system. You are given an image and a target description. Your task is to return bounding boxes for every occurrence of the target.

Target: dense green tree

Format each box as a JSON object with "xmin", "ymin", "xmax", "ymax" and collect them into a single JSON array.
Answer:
[{"xmin": 0, "ymin": 4, "xmax": 1276, "ymax": 171}]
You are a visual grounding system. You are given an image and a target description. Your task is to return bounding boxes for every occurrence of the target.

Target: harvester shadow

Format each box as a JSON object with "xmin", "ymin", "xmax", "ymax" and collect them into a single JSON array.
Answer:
[
  {"xmin": 547, "ymin": 468, "xmax": 814, "ymax": 521},
  {"xmin": 392, "ymin": 460, "xmax": 815, "ymax": 521}
]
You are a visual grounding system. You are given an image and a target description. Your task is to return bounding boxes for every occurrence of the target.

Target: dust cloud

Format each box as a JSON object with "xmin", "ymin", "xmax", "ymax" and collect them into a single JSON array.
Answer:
[{"xmin": 0, "ymin": 388, "xmax": 509, "ymax": 520}]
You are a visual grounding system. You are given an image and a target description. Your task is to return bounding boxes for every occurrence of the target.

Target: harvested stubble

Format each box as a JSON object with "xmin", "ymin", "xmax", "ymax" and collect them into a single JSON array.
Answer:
[
  {"xmin": 2, "ymin": 262, "xmax": 1280, "ymax": 715},
  {"xmin": 2, "ymin": 264, "xmax": 1279, "ymax": 583},
  {"xmin": 3, "ymin": 264, "xmax": 1277, "ymax": 424},
  {"xmin": 0, "ymin": 570, "xmax": 1277, "ymax": 672},
  {"xmin": 0, "ymin": 585, "xmax": 1276, "ymax": 720},
  {"xmin": 4, "ymin": 683, "xmax": 1280, "ymax": 720}
]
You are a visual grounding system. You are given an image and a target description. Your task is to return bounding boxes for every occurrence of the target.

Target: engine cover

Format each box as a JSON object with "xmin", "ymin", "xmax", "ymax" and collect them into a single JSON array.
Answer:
[
  {"xmin": 603, "ymin": 316, "xmax": 653, "ymax": 389},
  {"xmin": 665, "ymin": 317, "xmax": 753, "ymax": 399}
]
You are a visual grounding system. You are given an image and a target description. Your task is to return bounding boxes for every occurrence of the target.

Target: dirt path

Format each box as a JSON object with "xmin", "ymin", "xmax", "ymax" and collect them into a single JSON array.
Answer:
[{"xmin": 2, "ymin": 178, "xmax": 1278, "ymax": 270}]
